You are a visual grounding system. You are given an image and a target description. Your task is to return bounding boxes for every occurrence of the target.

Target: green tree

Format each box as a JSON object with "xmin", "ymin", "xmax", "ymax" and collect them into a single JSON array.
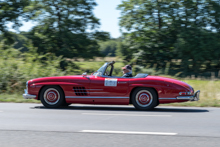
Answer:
[
  {"xmin": 0, "ymin": 0, "xmax": 32, "ymax": 43},
  {"xmin": 118, "ymin": 0, "xmax": 177, "ymax": 69},
  {"xmin": 0, "ymin": 32, "xmax": 29, "ymax": 52},
  {"xmin": 172, "ymin": 0, "xmax": 220, "ymax": 74},
  {"xmin": 99, "ymin": 38, "xmax": 121, "ymax": 57},
  {"xmin": 118, "ymin": 0, "xmax": 220, "ymax": 76},
  {"xmin": 27, "ymin": 0, "xmax": 109, "ymax": 58}
]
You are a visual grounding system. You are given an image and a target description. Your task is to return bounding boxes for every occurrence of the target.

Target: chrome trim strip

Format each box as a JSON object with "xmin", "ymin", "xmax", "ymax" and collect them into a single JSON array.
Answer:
[
  {"xmin": 159, "ymin": 98, "xmax": 177, "ymax": 100},
  {"xmin": 72, "ymin": 89, "xmax": 103, "ymax": 91},
  {"xmin": 160, "ymin": 97, "xmax": 194, "ymax": 100},
  {"xmin": 65, "ymin": 96, "xmax": 129, "ymax": 99},
  {"xmin": 86, "ymin": 89, "xmax": 103, "ymax": 91},
  {"xmin": 89, "ymin": 92, "xmax": 108, "ymax": 93},
  {"xmin": 176, "ymin": 96, "xmax": 193, "ymax": 100},
  {"xmin": 23, "ymin": 89, "xmax": 36, "ymax": 99},
  {"xmin": 160, "ymin": 92, "xmax": 200, "ymax": 101},
  {"xmin": 73, "ymin": 92, "xmax": 107, "ymax": 93}
]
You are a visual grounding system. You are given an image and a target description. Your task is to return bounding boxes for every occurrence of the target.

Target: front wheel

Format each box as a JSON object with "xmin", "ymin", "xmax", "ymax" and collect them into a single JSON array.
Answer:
[
  {"xmin": 131, "ymin": 88, "xmax": 158, "ymax": 110},
  {"xmin": 40, "ymin": 86, "xmax": 65, "ymax": 108}
]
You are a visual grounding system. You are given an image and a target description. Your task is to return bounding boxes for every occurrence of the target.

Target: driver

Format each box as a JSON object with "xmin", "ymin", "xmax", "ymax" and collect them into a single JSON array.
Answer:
[{"xmin": 122, "ymin": 65, "xmax": 133, "ymax": 77}]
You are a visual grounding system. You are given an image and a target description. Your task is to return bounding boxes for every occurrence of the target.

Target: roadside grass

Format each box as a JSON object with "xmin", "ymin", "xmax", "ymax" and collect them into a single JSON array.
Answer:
[{"xmin": 0, "ymin": 94, "xmax": 40, "ymax": 103}]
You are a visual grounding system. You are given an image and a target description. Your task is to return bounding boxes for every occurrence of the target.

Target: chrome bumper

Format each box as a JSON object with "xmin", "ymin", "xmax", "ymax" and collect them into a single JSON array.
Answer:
[
  {"xmin": 176, "ymin": 90, "xmax": 200, "ymax": 101},
  {"xmin": 23, "ymin": 89, "xmax": 37, "ymax": 99}
]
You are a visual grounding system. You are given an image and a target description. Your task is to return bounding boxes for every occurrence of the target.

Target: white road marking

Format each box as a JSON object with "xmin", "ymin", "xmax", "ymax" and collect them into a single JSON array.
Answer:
[
  {"xmin": 82, "ymin": 113, "xmax": 171, "ymax": 117},
  {"xmin": 80, "ymin": 130, "xmax": 177, "ymax": 136}
]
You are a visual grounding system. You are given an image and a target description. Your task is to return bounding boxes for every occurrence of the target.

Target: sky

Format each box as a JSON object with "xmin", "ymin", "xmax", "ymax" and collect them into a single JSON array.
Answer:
[
  {"xmin": 18, "ymin": 0, "xmax": 123, "ymax": 38},
  {"xmin": 93, "ymin": 0, "xmax": 122, "ymax": 38}
]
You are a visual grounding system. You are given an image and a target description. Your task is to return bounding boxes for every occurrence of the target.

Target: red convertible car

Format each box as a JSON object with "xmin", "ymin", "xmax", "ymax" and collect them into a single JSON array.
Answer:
[{"xmin": 23, "ymin": 61, "xmax": 200, "ymax": 110}]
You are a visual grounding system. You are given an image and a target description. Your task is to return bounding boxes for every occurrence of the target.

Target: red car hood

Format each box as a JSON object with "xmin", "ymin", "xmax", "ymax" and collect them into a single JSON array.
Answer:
[{"xmin": 30, "ymin": 75, "xmax": 93, "ymax": 83}]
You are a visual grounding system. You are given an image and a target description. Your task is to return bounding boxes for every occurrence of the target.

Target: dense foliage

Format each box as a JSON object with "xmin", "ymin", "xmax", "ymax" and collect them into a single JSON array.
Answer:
[
  {"xmin": 99, "ymin": 38, "xmax": 122, "ymax": 57},
  {"xmin": 0, "ymin": 0, "xmax": 220, "ymax": 82},
  {"xmin": 118, "ymin": 0, "xmax": 220, "ymax": 76},
  {"xmin": 0, "ymin": 0, "xmax": 109, "ymax": 58},
  {"xmin": 26, "ymin": 0, "xmax": 110, "ymax": 58},
  {"xmin": 0, "ymin": 0, "xmax": 32, "ymax": 44},
  {"xmin": 0, "ymin": 40, "xmax": 76, "ymax": 93}
]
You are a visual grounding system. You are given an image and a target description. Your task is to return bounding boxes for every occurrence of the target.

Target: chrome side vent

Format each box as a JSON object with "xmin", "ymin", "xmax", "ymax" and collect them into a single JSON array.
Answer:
[{"xmin": 73, "ymin": 87, "xmax": 88, "ymax": 96}]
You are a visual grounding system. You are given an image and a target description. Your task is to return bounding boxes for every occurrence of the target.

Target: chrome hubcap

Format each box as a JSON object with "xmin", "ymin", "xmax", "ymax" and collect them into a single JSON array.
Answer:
[
  {"xmin": 44, "ymin": 88, "xmax": 60, "ymax": 105},
  {"xmin": 136, "ymin": 90, "xmax": 153, "ymax": 107}
]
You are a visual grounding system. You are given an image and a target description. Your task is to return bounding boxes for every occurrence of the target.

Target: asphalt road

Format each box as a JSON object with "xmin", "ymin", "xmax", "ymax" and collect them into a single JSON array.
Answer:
[{"xmin": 0, "ymin": 103, "xmax": 219, "ymax": 147}]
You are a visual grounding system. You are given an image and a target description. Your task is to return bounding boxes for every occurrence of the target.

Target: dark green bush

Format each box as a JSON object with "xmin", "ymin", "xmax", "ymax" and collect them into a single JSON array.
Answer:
[{"xmin": 0, "ymin": 41, "xmax": 73, "ymax": 94}]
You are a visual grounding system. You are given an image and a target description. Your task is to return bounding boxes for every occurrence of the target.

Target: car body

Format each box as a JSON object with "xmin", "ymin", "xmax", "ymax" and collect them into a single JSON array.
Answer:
[{"xmin": 23, "ymin": 61, "xmax": 200, "ymax": 110}]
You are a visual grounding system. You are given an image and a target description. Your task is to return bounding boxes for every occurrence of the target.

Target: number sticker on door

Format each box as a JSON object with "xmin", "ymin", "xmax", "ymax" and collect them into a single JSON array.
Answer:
[{"xmin": 105, "ymin": 78, "xmax": 117, "ymax": 87}]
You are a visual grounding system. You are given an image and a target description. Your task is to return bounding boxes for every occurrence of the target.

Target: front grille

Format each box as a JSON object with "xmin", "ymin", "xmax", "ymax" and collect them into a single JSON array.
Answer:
[{"xmin": 73, "ymin": 87, "xmax": 88, "ymax": 96}]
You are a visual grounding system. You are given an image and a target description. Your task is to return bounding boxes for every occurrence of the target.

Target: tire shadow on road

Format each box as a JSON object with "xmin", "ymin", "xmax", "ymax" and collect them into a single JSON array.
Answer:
[
  {"xmin": 153, "ymin": 107, "xmax": 209, "ymax": 113},
  {"xmin": 32, "ymin": 105, "xmax": 209, "ymax": 113}
]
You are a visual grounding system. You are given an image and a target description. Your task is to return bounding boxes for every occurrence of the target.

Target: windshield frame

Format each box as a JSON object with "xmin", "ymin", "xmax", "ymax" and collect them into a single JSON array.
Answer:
[{"xmin": 93, "ymin": 63, "xmax": 108, "ymax": 77}]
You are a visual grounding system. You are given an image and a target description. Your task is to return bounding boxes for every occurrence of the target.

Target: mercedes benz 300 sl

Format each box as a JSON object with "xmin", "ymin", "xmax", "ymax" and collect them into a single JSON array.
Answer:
[{"xmin": 23, "ymin": 61, "xmax": 200, "ymax": 110}]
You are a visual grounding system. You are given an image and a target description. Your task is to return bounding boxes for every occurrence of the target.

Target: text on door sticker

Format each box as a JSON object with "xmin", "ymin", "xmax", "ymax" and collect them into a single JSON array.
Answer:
[{"xmin": 105, "ymin": 78, "xmax": 117, "ymax": 87}]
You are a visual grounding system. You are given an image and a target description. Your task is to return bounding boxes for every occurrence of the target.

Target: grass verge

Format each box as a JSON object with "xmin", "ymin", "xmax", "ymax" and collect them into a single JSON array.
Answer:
[{"xmin": 0, "ymin": 94, "xmax": 40, "ymax": 103}]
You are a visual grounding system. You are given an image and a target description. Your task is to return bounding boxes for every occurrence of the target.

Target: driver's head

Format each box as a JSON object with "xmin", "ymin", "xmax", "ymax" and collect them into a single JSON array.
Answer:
[{"xmin": 122, "ymin": 65, "xmax": 132, "ymax": 74}]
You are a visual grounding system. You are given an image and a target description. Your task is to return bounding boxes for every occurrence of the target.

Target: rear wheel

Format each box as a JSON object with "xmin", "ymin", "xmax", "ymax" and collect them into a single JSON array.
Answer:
[
  {"xmin": 131, "ymin": 88, "xmax": 158, "ymax": 110},
  {"xmin": 40, "ymin": 86, "xmax": 64, "ymax": 108}
]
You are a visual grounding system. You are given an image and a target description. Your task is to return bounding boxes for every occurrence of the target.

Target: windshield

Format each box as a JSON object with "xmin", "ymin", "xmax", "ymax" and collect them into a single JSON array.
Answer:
[{"xmin": 93, "ymin": 63, "xmax": 108, "ymax": 76}]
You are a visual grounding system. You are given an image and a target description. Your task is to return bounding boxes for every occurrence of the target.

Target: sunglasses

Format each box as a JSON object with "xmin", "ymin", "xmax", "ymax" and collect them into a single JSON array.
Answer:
[{"xmin": 123, "ymin": 69, "xmax": 126, "ymax": 71}]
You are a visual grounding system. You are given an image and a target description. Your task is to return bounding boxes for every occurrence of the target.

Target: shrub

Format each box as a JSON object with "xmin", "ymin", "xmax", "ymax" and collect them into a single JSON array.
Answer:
[{"xmin": 0, "ymin": 41, "xmax": 68, "ymax": 93}]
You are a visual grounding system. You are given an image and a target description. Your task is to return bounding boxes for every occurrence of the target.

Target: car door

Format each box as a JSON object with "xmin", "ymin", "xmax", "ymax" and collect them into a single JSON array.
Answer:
[
  {"xmin": 89, "ymin": 76, "xmax": 129, "ymax": 97},
  {"xmin": 88, "ymin": 76, "xmax": 130, "ymax": 105}
]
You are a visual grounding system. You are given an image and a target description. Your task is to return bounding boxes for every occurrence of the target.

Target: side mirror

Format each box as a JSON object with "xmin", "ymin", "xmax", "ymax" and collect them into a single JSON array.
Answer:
[{"xmin": 82, "ymin": 72, "xmax": 87, "ymax": 77}]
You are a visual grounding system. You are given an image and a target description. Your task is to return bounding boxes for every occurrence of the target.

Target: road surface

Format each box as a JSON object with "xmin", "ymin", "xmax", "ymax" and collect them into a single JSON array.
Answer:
[{"xmin": 0, "ymin": 103, "xmax": 219, "ymax": 147}]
